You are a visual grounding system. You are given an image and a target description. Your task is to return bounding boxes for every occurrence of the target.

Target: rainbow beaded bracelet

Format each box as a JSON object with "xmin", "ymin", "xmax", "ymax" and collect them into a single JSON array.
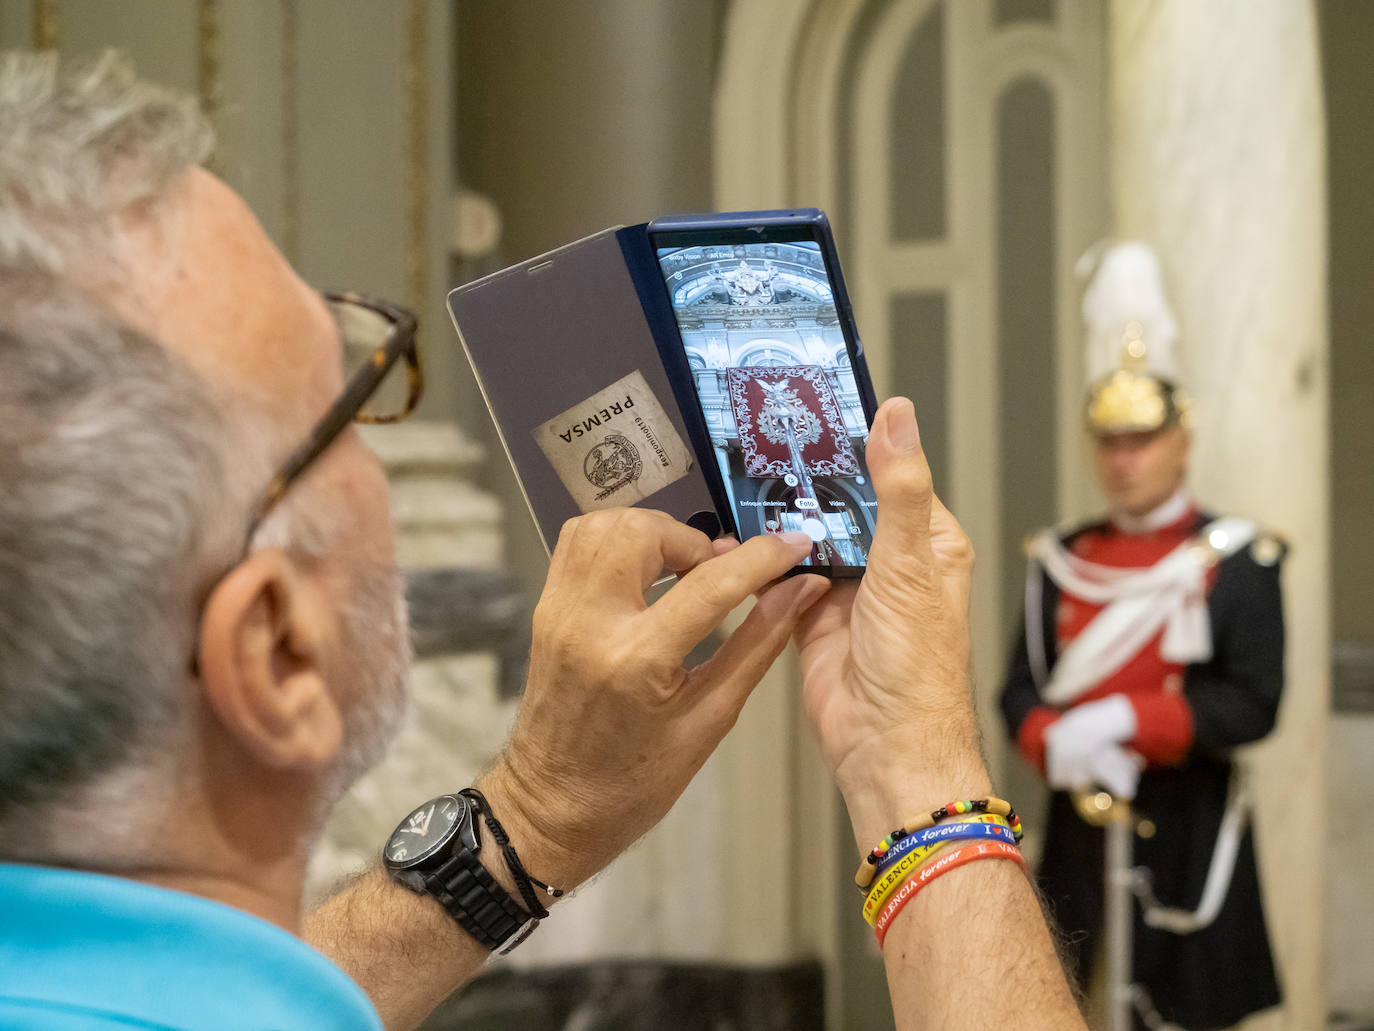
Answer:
[{"xmin": 854, "ymin": 798, "xmax": 1023, "ymax": 890}]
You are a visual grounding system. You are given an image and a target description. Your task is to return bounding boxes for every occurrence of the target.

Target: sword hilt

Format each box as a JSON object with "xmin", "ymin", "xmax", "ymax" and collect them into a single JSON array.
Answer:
[{"xmin": 1071, "ymin": 789, "xmax": 1156, "ymax": 838}]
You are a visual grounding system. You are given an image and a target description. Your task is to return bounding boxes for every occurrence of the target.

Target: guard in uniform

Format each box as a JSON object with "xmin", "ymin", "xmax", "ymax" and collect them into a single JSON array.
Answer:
[{"xmin": 999, "ymin": 242, "xmax": 1285, "ymax": 1030}]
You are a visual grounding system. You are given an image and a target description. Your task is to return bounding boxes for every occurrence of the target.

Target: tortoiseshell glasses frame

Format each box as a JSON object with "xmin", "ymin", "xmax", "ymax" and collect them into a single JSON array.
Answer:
[{"xmin": 241, "ymin": 290, "xmax": 422, "ymax": 548}]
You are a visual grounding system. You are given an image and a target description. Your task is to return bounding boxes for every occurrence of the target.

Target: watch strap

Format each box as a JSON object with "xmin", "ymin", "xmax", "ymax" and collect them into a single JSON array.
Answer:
[{"xmin": 422, "ymin": 848, "xmax": 533, "ymax": 951}]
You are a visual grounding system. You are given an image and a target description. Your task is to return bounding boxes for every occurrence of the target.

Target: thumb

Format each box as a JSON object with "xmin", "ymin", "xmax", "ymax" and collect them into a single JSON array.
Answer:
[{"xmin": 864, "ymin": 397, "xmax": 936, "ymax": 578}]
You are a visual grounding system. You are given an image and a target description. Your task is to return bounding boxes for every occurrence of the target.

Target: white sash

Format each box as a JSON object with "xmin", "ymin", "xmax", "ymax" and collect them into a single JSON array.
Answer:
[{"xmin": 1027, "ymin": 517, "xmax": 1256, "ymax": 705}]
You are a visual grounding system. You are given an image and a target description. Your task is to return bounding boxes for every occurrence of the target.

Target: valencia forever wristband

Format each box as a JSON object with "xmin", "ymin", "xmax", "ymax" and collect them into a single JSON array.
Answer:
[
  {"xmin": 856, "ymin": 797, "xmax": 1022, "ymax": 889},
  {"xmin": 873, "ymin": 816, "xmax": 1013, "ymax": 877},
  {"xmin": 863, "ymin": 841, "xmax": 951, "ymax": 925},
  {"xmin": 863, "ymin": 820, "xmax": 1017, "ymax": 925},
  {"xmin": 873, "ymin": 840, "xmax": 1027, "ymax": 947}
]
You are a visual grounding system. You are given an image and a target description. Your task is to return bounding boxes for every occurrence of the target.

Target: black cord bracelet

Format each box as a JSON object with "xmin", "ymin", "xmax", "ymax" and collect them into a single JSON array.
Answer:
[{"xmin": 459, "ymin": 787, "xmax": 565, "ymax": 921}]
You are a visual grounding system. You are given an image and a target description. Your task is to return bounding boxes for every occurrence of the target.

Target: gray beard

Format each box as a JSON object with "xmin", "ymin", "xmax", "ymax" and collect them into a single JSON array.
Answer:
[{"xmin": 322, "ymin": 560, "xmax": 411, "ymax": 806}]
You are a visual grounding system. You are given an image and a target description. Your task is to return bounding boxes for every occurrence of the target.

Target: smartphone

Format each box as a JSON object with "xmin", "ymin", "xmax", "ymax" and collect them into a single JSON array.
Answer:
[{"xmin": 644, "ymin": 209, "xmax": 881, "ymax": 577}]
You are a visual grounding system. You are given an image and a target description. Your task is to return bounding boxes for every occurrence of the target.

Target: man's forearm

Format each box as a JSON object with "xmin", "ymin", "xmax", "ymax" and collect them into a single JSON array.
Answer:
[
  {"xmin": 302, "ymin": 763, "xmax": 591, "ymax": 1031},
  {"xmin": 836, "ymin": 724, "xmax": 1085, "ymax": 1031},
  {"xmin": 880, "ymin": 859, "xmax": 1085, "ymax": 1031},
  {"xmin": 303, "ymin": 868, "xmax": 485, "ymax": 1031}
]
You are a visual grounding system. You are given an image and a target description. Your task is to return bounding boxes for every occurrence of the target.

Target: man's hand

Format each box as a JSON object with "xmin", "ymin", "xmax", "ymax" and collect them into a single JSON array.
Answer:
[
  {"xmin": 793, "ymin": 398, "xmax": 1087, "ymax": 1031},
  {"xmin": 484, "ymin": 507, "xmax": 829, "ymax": 888},
  {"xmin": 311, "ymin": 406, "xmax": 1088, "ymax": 1031},
  {"xmin": 1047, "ymin": 741, "xmax": 1143, "ymax": 800},
  {"xmin": 795, "ymin": 398, "xmax": 988, "ymax": 845},
  {"xmin": 307, "ymin": 508, "xmax": 826, "ymax": 1030}
]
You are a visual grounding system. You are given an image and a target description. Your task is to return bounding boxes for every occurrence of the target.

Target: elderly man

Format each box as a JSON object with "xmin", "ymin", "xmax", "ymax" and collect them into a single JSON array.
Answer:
[
  {"xmin": 1000, "ymin": 243, "xmax": 1285, "ymax": 1029},
  {"xmin": 0, "ymin": 53, "xmax": 1085, "ymax": 1031}
]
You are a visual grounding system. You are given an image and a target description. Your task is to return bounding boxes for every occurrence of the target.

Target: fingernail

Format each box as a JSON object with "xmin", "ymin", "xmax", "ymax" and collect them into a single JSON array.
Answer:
[
  {"xmin": 779, "ymin": 530, "xmax": 813, "ymax": 551},
  {"xmin": 888, "ymin": 398, "xmax": 919, "ymax": 451}
]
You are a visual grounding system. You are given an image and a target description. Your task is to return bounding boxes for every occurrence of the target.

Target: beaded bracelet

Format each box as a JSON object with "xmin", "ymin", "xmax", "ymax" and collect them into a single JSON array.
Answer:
[
  {"xmin": 874, "ymin": 815, "xmax": 1013, "ymax": 877},
  {"xmin": 863, "ymin": 820, "xmax": 1018, "ymax": 925},
  {"xmin": 855, "ymin": 797, "xmax": 1022, "ymax": 889},
  {"xmin": 873, "ymin": 839, "xmax": 1028, "ymax": 947}
]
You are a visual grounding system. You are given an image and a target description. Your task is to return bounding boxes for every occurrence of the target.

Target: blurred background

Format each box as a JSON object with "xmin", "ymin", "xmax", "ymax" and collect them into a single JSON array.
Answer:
[{"xmin": 1, "ymin": 2, "xmax": 1368, "ymax": 1028}]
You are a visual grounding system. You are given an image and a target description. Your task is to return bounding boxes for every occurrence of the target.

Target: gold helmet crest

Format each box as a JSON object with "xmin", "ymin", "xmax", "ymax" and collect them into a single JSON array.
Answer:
[{"xmin": 1079, "ymin": 242, "xmax": 1190, "ymax": 434}]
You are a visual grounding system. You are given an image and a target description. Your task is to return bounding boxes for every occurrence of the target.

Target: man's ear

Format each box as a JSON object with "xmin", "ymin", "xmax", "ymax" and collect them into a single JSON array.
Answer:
[{"xmin": 196, "ymin": 549, "xmax": 342, "ymax": 773}]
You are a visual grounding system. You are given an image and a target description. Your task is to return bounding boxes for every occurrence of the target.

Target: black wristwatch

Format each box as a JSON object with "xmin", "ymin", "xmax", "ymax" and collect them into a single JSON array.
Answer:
[{"xmin": 383, "ymin": 793, "xmax": 533, "ymax": 951}]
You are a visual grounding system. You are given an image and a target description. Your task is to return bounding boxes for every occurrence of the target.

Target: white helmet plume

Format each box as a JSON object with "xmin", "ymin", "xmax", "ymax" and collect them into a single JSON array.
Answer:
[{"xmin": 1078, "ymin": 241, "xmax": 1181, "ymax": 384}]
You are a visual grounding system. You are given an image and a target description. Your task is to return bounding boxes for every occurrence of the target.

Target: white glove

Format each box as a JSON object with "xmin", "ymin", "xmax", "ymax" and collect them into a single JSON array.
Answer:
[
  {"xmin": 1046, "ymin": 740, "xmax": 1144, "ymax": 799},
  {"xmin": 1049, "ymin": 694, "xmax": 1136, "ymax": 749},
  {"xmin": 1044, "ymin": 695, "xmax": 1142, "ymax": 798}
]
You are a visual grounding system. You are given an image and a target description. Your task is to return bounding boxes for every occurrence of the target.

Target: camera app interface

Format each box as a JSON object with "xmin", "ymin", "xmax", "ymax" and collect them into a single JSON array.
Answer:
[{"xmin": 655, "ymin": 238, "xmax": 876, "ymax": 569}]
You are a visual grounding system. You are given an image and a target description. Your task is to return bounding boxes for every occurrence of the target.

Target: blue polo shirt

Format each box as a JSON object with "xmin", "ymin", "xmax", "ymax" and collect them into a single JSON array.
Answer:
[{"xmin": 0, "ymin": 862, "xmax": 383, "ymax": 1030}]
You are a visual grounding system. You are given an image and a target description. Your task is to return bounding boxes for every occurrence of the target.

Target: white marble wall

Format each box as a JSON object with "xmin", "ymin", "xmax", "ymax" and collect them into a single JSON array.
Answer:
[{"xmin": 1109, "ymin": 3, "xmax": 1329, "ymax": 1028}]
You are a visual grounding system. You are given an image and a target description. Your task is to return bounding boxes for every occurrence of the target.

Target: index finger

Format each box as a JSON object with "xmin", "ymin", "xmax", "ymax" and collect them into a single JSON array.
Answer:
[
  {"xmin": 638, "ymin": 530, "xmax": 814, "ymax": 655},
  {"xmin": 548, "ymin": 508, "xmax": 717, "ymax": 601}
]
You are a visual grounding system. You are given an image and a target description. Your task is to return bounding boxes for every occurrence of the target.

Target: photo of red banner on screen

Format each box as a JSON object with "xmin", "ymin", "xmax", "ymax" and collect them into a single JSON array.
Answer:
[{"xmin": 726, "ymin": 365, "xmax": 859, "ymax": 479}]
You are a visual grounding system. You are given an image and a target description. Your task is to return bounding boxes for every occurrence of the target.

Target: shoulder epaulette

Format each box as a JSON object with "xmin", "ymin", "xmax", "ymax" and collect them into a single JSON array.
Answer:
[
  {"xmin": 1248, "ymin": 531, "xmax": 1289, "ymax": 566},
  {"xmin": 1199, "ymin": 515, "xmax": 1288, "ymax": 566}
]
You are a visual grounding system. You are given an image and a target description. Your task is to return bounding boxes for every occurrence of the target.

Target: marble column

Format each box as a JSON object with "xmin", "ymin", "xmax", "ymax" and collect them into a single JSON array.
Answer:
[{"xmin": 1109, "ymin": 3, "xmax": 1329, "ymax": 1028}]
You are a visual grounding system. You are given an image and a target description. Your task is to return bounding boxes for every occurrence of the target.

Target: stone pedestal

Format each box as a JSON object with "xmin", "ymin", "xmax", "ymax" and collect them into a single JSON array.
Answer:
[{"xmin": 1109, "ymin": 3, "xmax": 1329, "ymax": 1027}]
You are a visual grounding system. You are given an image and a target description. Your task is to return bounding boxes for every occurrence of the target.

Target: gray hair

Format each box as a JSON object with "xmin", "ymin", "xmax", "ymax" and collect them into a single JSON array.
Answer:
[
  {"xmin": 0, "ymin": 294, "xmax": 239, "ymax": 832},
  {"xmin": 0, "ymin": 52, "xmax": 406, "ymax": 855},
  {"xmin": 0, "ymin": 52, "xmax": 253, "ymax": 847},
  {"xmin": 0, "ymin": 49, "xmax": 211, "ymax": 277}
]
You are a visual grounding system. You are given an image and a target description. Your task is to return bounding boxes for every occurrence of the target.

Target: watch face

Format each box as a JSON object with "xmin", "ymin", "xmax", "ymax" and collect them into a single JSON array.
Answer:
[{"xmin": 384, "ymin": 794, "xmax": 466, "ymax": 869}]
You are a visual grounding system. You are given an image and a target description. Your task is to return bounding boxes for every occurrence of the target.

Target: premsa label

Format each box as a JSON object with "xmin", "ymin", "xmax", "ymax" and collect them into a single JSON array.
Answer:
[{"xmin": 533, "ymin": 370, "xmax": 694, "ymax": 511}]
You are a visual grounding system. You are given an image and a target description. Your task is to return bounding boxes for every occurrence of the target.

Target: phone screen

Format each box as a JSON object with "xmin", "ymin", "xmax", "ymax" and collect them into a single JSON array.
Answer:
[{"xmin": 651, "ymin": 231, "xmax": 877, "ymax": 573}]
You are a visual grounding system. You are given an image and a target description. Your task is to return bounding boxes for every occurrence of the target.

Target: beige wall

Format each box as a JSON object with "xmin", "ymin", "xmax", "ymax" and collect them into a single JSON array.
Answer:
[
  {"xmin": 0, "ymin": 1, "xmax": 463, "ymax": 437},
  {"xmin": 1109, "ymin": 4, "xmax": 1329, "ymax": 1028},
  {"xmin": 456, "ymin": 0, "xmax": 722, "ymax": 263}
]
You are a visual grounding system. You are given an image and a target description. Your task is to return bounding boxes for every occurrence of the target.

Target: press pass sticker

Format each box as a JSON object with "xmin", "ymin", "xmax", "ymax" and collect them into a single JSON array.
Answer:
[{"xmin": 532, "ymin": 370, "xmax": 695, "ymax": 512}]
